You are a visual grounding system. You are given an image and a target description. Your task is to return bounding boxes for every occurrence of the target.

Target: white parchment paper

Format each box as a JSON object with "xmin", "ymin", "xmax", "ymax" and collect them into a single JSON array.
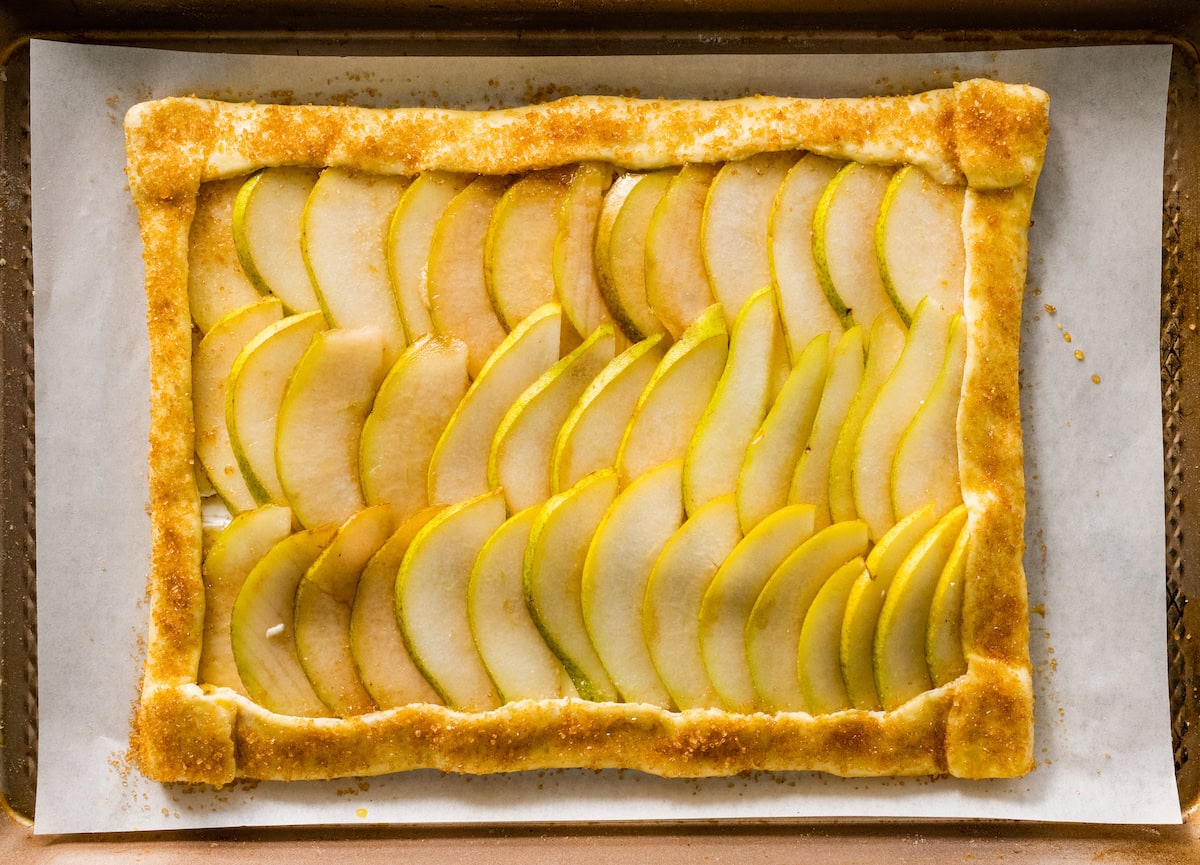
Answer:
[{"xmin": 30, "ymin": 39, "xmax": 1179, "ymax": 833}]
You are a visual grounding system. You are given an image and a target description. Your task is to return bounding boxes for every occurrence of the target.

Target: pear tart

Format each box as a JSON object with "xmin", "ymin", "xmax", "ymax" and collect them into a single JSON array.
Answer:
[{"xmin": 125, "ymin": 80, "xmax": 1048, "ymax": 787}]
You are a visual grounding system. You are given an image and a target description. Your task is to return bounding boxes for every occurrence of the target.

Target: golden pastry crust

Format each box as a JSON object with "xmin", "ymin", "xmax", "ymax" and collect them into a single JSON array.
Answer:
[{"xmin": 126, "ymin": 80, "xmax": 1048, "ymax": 788}]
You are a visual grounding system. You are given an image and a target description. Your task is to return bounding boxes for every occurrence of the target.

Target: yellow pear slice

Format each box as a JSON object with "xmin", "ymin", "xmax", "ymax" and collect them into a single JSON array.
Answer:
[
  {"xmin": 349, "ymin": 507, "xmax": 444, "ymax": 708},
  {"xmin": 644, "ymin": 163, "xmax": 718, "ymax": 338},
  {"xmin": 702, "ymin": 151, "xmax": 797, "ymax": 328},
  {"xmin": 301, "ymin": 169, "xmax": 409, "ymax": 364},
  {"xmin": 798, "ymin": 556, "xmax": 867, "ymax": 715},
  {"xmin": 554, "ymin": 162, "xmax": 620, "ymax": 341},
  {"xmin": 232, "ymin": 168, "xmax": 323, "ymax": 314},
  {"xmin": 388, "ymin": 171, "xmax": 475, "ymax": 341},
  {"xmin": 294, "ymin": 505, "xmax": 396, "ymax": 715},
  {"xmin": 746, "ymin": 520, "xmax": 869, "ymax": 712},
  {"xmin": 194, "ymin": 298, "xmax": 284, "ymax": 512},
  {"xmin": 360, "ymin": 335, "xmax": 470, "ymax": 521},
  {"xmin": 699, "ymin": 503, "xmax": 816, "ymax": 712},
  {"xmin": 427, "ymin": 304, "xmax": 561, "ymax": 506},
  {"xmin": 230, "ymin": 526, "xmax": 338, "ymax": 717},
  {"xmin": 524, "ymin": 469, "xmax": 620, "ymax": 701},
  {"xmin": 489, "ymin": 325, "xmax": 616, "ymax": 512},
  {"xmin": 927, "ymin": 521, "xmax": 970, "ymax": 686},
  {"xmin": 276, "ymin": 327, "xmax": 388, "ymax": 529},
  {"xmin": 644, "ymin": 494, "xmax": 741, "ymax": 710},
  {"xmin": 199, "ymin": 504, "xmax": 293, "ymax": 696},
  {"xmin": 469, "ymin": 507, "xmax": 577, "ymax": 702},
  {"xmin": 877, "ymin": 165, "xmax": 965, "ymax": 325},
  {"xmin": 427, "ymin": 175, "xmax": 511, "ymax": 377},
  {"xmin": 396, "ymin": 491, "xmax": 505, "ymax": 711},
  {"xmin": 768, "ymin": 154, "xmax": 845, "ymax": 361},
  {"xmin": 875, "ymin": 504, "xmax": 968, "ymax": 709},
  {"xmin": 581, "ymin": 459, "xmax": 683, "ymax": 707},
  {"xmin": 188, "ymin": 179, "xmax": 264, "ymax": 333}
]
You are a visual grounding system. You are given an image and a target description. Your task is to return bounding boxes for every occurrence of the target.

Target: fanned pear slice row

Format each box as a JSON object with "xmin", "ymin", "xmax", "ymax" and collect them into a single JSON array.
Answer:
[
  {"xmin": 276, "ymin": 327, "xmax": 388, "ymax": 530},
  {"xmin": 396, "ymin": 491, "xmax": 506, "ymax": 711},
  {"xmin": 188, "ymin": 178, "xmax": 265, "ymax": 333},
  {"xmin": 554, "ymin": 162, "xmax": 621, "ymax": 342},
  {"xmin": 233, "ymin": 168, "xmax": 323, "ymax": 314},
  {"xmin": 927, "ymin": 521, "xmax": 970, "ymax": 686},
  {"xmin": 798, "ymin": 556, "xmax": 867, "ymax": 715},
  {"xmin": 644, "ymin": 163, "xmax": 719, "ymax": 339}
]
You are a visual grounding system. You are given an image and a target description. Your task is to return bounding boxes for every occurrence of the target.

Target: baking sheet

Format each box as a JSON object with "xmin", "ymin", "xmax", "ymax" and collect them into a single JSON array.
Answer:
[{"xmin": 28, "ymin": 39, "xmax": 1179, "ymax": 832}]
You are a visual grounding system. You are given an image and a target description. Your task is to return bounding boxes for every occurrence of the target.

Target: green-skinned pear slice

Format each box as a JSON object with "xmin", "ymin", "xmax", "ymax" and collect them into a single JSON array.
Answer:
[
  {"xmin": 230, "ymin": 526, "xmax": 338, "ymax": 717},
  {"xmin": 427, "ymin": 175, "xmax": 511, "ymax": 377},
  {"xmin": 428, "ymin": 304, "xmax": 561, "ymax": 506},
  {"xmin": 489, "ymin": 325, "xmax": 616, "ymax": 512},
  {"xmin": 702, "ymin": 151, "xmax": 797, "ymax": 328},
  {"xmin": 644, "ymin": 163, "xmax": 718, "ymax": 339},
  {"xmin": 699, "ymin": 503, "xmax": 816, "ymax": 712},
  {"xmin": 360, "ymin": 335, "xmax": 470, "ymax": 521},
  {"xmin": 199, "ymin": 504, "xmax": 293, "ymax": 696},
  {"xmin": 396, "ymin": 491, "xmax": 505, "ymax": 711},
  {"xmin": 388, "ymin": 172, "xmax": 475, "ymax": 341},
  {"xmin": 552, "ymin": 334, "xmax": 668, "ymax": 494},
  {"xmin": 798, "ymin": 556, "xmax": 866, "ymax": 715},
  {"xmin": 469, "ymin": 507, "xmax": 577, "ymax": 702},
  {"xmin": 194, "ymin": 298, "xmax": 284, "ymax": 512},
  {"xmin": 227, "ymin": 311, "xmax": 327, "ymax": 506},
  {"xmin": 524, "ymin": 469, "xmax": 620, "ymax": 701},
  {"xmin": 581, "ymin": 459, "xmax": 682, "ymax": 707},
  {"xmin": 232, "ymin": 168, "xmax": 323, "ymax": 314},
  {"xmin": 877, "ymin": 165, "xmax": 965, "ymax": 326},
  {"xmin": 554, "ymin": 162, "xmax": 620, "ymax": 342},
  {"xmin": 853, "ymin": 299, "xmax": 952, "ymax": 539},
  {"xmin": 683, "ymin": 287, "xmax": 782, "ymax": 516},
  {"xmin": 349, "ymin": 507, "xmax": 445, "ymax": 708},
  {"xmin": 875, "ymin": 504, "xmax": 968, "ymax": 709},
  {"xmin": 616, "ymin": 305, "xmax": 728, "ymax": 487},
  {"xmin": 892, "ymin": 314, "xmax": 967, "ymax": 522},
  {"xmin": 294, "ymin": 505, "xmax": 396, "ymax": 715},
  {"xmin": 188, "ymin": 179, "xmax": 265, "ymax": 333},
  {"xmin": 276, "ymin": 327, "xmax": 388, "ymax": 529},
  {"xmin": 927, "ymin": 521, "xmax": 970, "ymax": 686},
  {"xmin": 301, "ymin": 169, "xmax": 410, "ymax": 364},
  {"xmin": 644, "ymin": 494, "xmax": 741, "ymax": 710},
  {"xmin": 840, "ymin": 503, "xmax": 938, "ymax": 711},
  {"xmin": 746, "ymin": 520, "xmax": 869, "ymax": 712},
  {"xmin": 595, "ymin": 170, "xmax": 674, "ymax": 341},
  {"xmin": 769, "ymin": 154, "xmax": 845, "ymax": 361}
]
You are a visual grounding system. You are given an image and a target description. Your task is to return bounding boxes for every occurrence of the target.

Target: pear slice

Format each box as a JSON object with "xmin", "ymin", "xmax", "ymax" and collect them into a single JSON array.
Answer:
[
  {"xmin": 699, "ymin": 503, "xmax": 816, "ymax": 712},
  {"xmin": 227, "ymin": 311, "xmax": 327, "ymax": 506},
  {"xmin": 798, "ymin": 556, "xmax": 867, "ymax": 715},
  {"xmin": 877, "ymin": 165, "xmax": 965, "ymax": 325},
  {"xmin": 230, "ymin": 526, "xmax": 338, "ymax": 717},
  {"xmin": 489, "ymin": 325, "xmax": 616, "ymax": 512},
  {"xmin": 768, "ymin": 154, "xmax": 845, "ymax": 361},
  {"xmin": 644, "ymin": 494, "xmax": 741, "ymax": 710},
  {"xmin": 469, "ymin": 507, "xmax": 577, "ymax": 702},
  {"xmin": 853, "ymin": 299, "xmax": 952, "ymax": 539},
  {"xmin": 875, "ymin": 504, "xmax": 968, "ymax": 709},
  {"xmin": 892, "ymin": 314, "xmax": 967, "ymax": 522},
  {"xmin": 554, "ymin": 162, "xmax": 620, "ymax": 341},
  {"xmin": 702, "ymin": 151, "xmax": 797, "ymax": 328},
  {"xmin": 595, "ymin": 170, "xmax": 674, "ymax": 341},
  {"xmin": 736, "ymin": 332, "xmax": 829, "ymax": 533},
  {"xmin": 349, "ymin": 507, "xmax": 444, "ymax": 708},
  {"xmin": 301, "ymin": 169, "xmax": 409, "ymax": 364},
  {"xmin": 232, "ymin": 168, "xmax": 323, "ymax": 314},
  {"xmin": 427, "ymin": 175, "xmax": 511, "ymax": 377},
  {"xmin": 276, "ymin": 327, "xmax": 388, "ymax": 529},
  {"xmin": 581, "ymin": 459, "xmax": 682, "ymax": 707},
  {"xmin": 388, "ymin": 172, "xmax": 475, "ymax": 341},
  {"xmin": 746, "ymin": 519, "xmax": 869, "ymax": 712},
  {"xmin": 294, "ymin": 505, "xmax": 396, "ymax": 715},
  {"xmin": 396, "ymin": 490, "xmax": 505, "ymax": 711},
  {"xmin": 616, "ymin": 305, "xmax": 728, "ymax": 487},
  {"xmin": 194, "ymin": 298, "xmax": 284, "ymax": 512},
  {"xmin": 188, "ymin": 179, "xmax": 265, "ymax": 333},
  {"xmin": 551, "ymin": 334, "xmax": 668, "ymax": 494},
  {"xmin": 927, "ymin": 521, "xmax": 970, "ymax": 686},
  {"xmin": 644, "ymin": 163, "xmax": 718, "ymax": 338},
  {"xmin": 524, "ymin": 469, "xmax": 620, "ymax": 701},
  {"xmin": 360, "ymin": 335, "xmax": 470, "ymax": 521},
  {"xmin": 427, "ymin": 304, "xmax": 561, "ymax": 506},
  {"xmin": 199, "ymin": 504, "xmax": 293, "ymax": 695}
]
